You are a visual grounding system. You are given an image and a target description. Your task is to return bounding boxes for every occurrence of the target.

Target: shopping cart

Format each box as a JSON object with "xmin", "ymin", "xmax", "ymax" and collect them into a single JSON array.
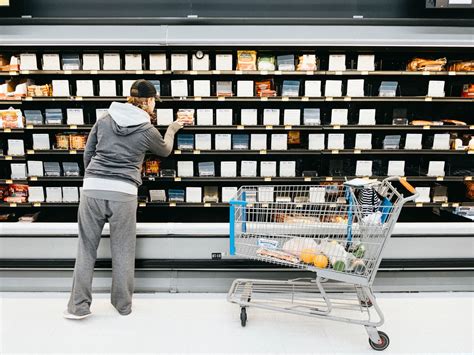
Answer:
[{"xmin": 227, "ymin": 177, "xmax": 418, "ymax": 351}]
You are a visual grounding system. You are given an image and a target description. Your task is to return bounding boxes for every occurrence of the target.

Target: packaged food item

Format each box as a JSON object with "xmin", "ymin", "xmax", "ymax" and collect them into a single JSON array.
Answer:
[
  {"xmin": 236, "ymin": 50, "xmax": 257, "ymax": 71},
  {"xmin": 257, "ymin": 55, "xmax": 276, "ymax": 71},
  {"xmin": 69, "ymin": 134, "xmax": 87, "ymax": 150},
  {"xmin": 0, "ymin": 109, "xmax": 23, "ymax": 129},
  {"xmin": 282, "ymin": 237, "xmax": 319, "ymax": 256},
  {"xmin": 4, "ymin": 184, "xmax": 29, "ymax": 203},
  {"xmin": 203, "ymin": 186, "xmax": 219, "ymax": 203},
  {"xmin": 288, "ymin": 131, "xmax": 301, "ymax": 145},
  {"xmin": 176, "ymin": 109, "xmax": 195, "ymax": 124},
  {"xmin": 442, "ymin": 119, "xmax": 466, "ymax": 126},
  {"xmin": 448, "ymin": 60, "xmax": 474, "ymax": 72},
  {"xmin": 277, "ymin": 55, "xmax": 295, "ymax": 71},
  {"xmin": 27, "ymin": 84, "xmax": 52, "ymax": 97},
  {"xmin": 282, "ymin": 80, "xmax": 300, "ymax": 97},
  {"xmin": 407, "ymin": 57, "xmax": 447, "ymax": 71},
  {"xmin": 44, "ymin": 162, "xmax": 61, "ymax": 177},
  {"xmin": 45, "ymin": 109, "xmax": 63, "ymax": 124},
  {"xmin": 461, "ymin": 83, "xmax": 474, "ymax": 98},
  {"xmin": 411, "ymin": 120, "xmax": 443, "ymax": 126},
  {"xmin": 24, "ymin": 110, "xmax": 44, "ymax": 125},
  {"xmin": 255, "ymin": 80, "xmax": 276, "ymax": 97},
  {"xmin": 62, "ymin": 162, "xmax": 81, "ymax": 177},
  {"xmin": 55, "ymin": 134, "xmax": 69, "ymax": 150},
  {"xmin": 297, "ymin": 54, "xmax": 317, "ymax": 71},
  {"xmin": 144, "ymin": 159, "xmax": 160, "ymax": 176},
  {"xmin": 0, "ymin": 55, "xmax": 20, "ymax": 71},
  {"xmin": 256, "ymin": 248, "xmax": 300, "ymax": 264}
]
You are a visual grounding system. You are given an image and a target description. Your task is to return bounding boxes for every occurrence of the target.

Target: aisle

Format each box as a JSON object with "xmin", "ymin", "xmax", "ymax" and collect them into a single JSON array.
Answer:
[{"xmin": 1, "ymin": 292, "xmax": 472, "ymax": 354}]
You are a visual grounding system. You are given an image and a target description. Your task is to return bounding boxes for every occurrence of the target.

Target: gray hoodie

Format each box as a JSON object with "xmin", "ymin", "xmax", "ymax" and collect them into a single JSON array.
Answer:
[{"xmin": 83, "ymin": 102, "xmax": 181, "ymax": 194}]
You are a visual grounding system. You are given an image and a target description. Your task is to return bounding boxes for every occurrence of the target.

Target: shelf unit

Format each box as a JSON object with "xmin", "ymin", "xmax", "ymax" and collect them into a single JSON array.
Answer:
[{"xmin": 1, "ymin": 45, "xmax": 473, "ymax": 224}]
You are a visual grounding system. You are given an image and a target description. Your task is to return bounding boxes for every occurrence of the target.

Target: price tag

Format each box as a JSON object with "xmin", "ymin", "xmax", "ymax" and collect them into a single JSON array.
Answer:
[
  {"xmin": 218, "ymin": 97, "xmax": 225, "ymax": 101},
  {"xmin": 260, "ymin": 150, "xmax": 267, "ymax": 155},
  {"xmin": 174, "ymin": 177, "xmax": 182, "ymax": 182},
  {"xmin": 448, "ymin": 71, "xmax": 456, "ymax": 76},
  {"xmin": 304, "ymin": 177, "xmax": 312, "ymax": 182},
  {"xmin": 465, "ymin": 176, "xmax": 473, "ymax": 181},
  {"xmin": 169, "ymin": 202, "xmax": 177, "ymax": 207},
  {"xmin": 265, "ymin": 125, "xmax": 273, "ymax": 130},
  {"xmin": 237, "ymin": 125, "xmax": 245, "ymax": 130},
  {"xmin": 174, "ymin": 150, "xmax": 182, "ymax": 155},
  {"xmin": 235, "ymin": 70, "xmax": 243, "ymax": 75},
  {"xmin": 436, "ymin": 177, "xmax": 444, "ymax": 181},
  {"xmin": 285, "ymin": 125, "xmax": 292, "ymax": 130},
  {"xmin": 264, "ymin": 177, "xmax": 272, "ymax": 181},
  {"xmin": 190, "ymin": 71, "xmax": 198, "ymax": 75},
  {"xmin": 4, "ymin": 128, "xmax": 11, "ymax": 133},
  {"xmin": 282, "ymin": 97, "xmax": 289, "ymax": 101},
  {"xmin": 27, "ymin": 150, "xmax": 35, "ymax": 155},
  {"xmin": 442, "ymin": 203, "xmax": 449, "ymax": 207},
  {"xmin": 139, "ymin": 202, "xmax": 146, "ymax": 207},
  {"xmin": 10, "ymin": 203, "xmax": 17, "ymax": 207},
  {"xmin": 260, "ymin": 97, "xmax": 268, "ymax": 101},
  {"xmin": 422, "ymin": 71, "xmax": 431, "ymax": 76},
  {"xmin": 423, "ymin": 125, "xmax": 431, "ymax": 130},
  {"xmin": 213, "ymin": 70, "xmax": 221, "ymax": 75},
  {"xmin": 333, "ymin": 125, "xmax": 341, "ymax": 130},
  {"xmin": 470, "ymin": 126, "xmax": 474, "ymax": 130},
  {"xmin": 69, "ymin": 125, "xmax": 78, "ymax": 129},
  {"xmin": 260, "ymin": 71, "xmax": 269, "ymax": 75},
  {"xmin": 194, "ymin": 97, "xmax": 202, "ymax": 101},
  {"xmin": 275, "ymin": 71, "xmax": 282, "ymax": 75},
  {"xmin": 26, "ymin": 125, "xmax": 33, "ymax": 129},
  {"xmin": 136, "ymin": 70, "xmax": 144, "ymax": 75},
  {"xmin": 155, "ymin": 70, "xmax": 163, "ymax": 75},
  {"xmin": 344, "ymin": 97, "xmax": 352, "ymax": 101},
  {"xmin": 30, "ymin": 176, "xmax": 38, "ymax": 181},
  {"xmin": 9, "ymin": 71, "xmax": 18, "ymax": 76},
  {"xmin": 335, "ymin": 71, "xmax": 343, "ymax": 76},
  {"xmin": 331, "ymin": 150, "xmax": 339, "ymax": 154},
  {"xmin": 301, "ymin": 97, "xmax": 309, "ymax": 102},
  {"xmin": 204, "ymin": 203, "xmax": 211, "ymax": 207},
  {"xmin": 25, "ymin": 97, "xmax": 33, "ymax": 101},
  {"xmin": 90, "ymin": 70, "xmax": 98, "ymax": 75},
  {"xmin": 468, "ymin": 150, "xmax": 474, "ymax": 154},
  {"xmin": 425, "ymin": 97, "xmax": 433, "ymax": 102},
  {"xmin": 326, "ymin": 97, "xmax": 334, "ymax": 101},
  {"xmin": 75, "ymin": 96, "xmax": 83, "ymax": 101},
  {"xmin": 21, "ymin": 70, "xmax": 30, "ymax": 74},
  {"xmin": 64, "ymin": 70, "xmax": 72, "ymax": 75},
  {"xmin": 6, "ymin": 179, "xmax": 13, "ymax": 184},
  {"xmin": 5, "ymin": 156, "xmax": 13, "ymax": 160},
  {"xmin": 306, "ymin": 71, "xmax": 314, "ymax": 75},
  {"xmin": 416, "ymin": 202, "xmax": 423, "ymax": 207},
  {"xmin": 354, "ymin": 149, "xmax": 362, "ymax": 154},
  {"xmin": 452, "ymin": 203, "xmax": 460, "ymax": 207},
  {"xmin": 70, "ymin": 150, "xmax": 77, "ymax": 155},
  {"xmin": 361, "ymin": 71, "xmax": 369, "ymax": 75},
  {"xmin": 33, "ymin": 203, "xmax": 41, "ymax": 207},
  {"xmin": 193, "ymin": 150, "xmax": 201, "ymax": 155},
  {"xmin": 325, "ymin": 177, "xmax": 333, "ymax": 181}
]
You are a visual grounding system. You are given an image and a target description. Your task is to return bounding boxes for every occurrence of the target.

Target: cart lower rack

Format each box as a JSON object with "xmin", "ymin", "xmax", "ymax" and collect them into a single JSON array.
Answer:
[{"xmin": 227, "ymin": 177, "xmax": 418, "ymax": 351}]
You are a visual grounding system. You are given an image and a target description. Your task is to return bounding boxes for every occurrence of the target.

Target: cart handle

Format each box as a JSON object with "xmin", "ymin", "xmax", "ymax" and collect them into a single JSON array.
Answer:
[{"xmin": 398, "ymin": 177, "xmax": 417, "ymax": 195}]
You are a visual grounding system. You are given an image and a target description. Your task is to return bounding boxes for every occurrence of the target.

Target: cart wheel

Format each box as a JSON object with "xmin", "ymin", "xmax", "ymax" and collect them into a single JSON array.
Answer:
[
  {"xmin": 240, "ymin": 308, "xmax": 247, "ymax": 327},
  {"xmin": 369, "ymin": 331, "xmax": 390, "ymax": 351},
  {"xmin": 361, "ymin": 299, "xmax": 373, "ymax": 308}
]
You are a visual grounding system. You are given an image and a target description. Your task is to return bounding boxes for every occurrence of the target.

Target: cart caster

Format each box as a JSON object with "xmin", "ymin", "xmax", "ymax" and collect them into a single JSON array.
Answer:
[
  {"xmin": 369, "ymin": 331, "xmax": 390, "ymax": 351},
  {"xmin": 240, "ymin": 308, "xmax": 247, "ymax": 327},
  {"xmin": 361, "ymin": 299, "xmax": 373, "ymax": 308}
]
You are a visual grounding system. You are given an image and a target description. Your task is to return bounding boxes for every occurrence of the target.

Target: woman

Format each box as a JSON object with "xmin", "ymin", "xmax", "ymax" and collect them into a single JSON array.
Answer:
[{"xmin": 65, "ymin": 79, "xmax": 190, "ymax": 319}]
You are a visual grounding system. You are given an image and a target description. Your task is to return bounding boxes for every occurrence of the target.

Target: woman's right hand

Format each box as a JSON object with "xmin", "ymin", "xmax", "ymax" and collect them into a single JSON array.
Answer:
[{"xmin": 175, "ymin": 117, "xmax": 194, "ymax": 127}]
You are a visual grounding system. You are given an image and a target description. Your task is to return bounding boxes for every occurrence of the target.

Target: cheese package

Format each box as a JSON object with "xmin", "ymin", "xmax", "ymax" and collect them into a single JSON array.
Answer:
[
  {"xmin": 222, "ymin": 187, "xmax": 238, "ymax": 202},
  {"xmin": 10, "ymin": 164, "xmax": 27, "ymax": 179},
  {"xmin": 99, "ymin": 80, "xmax": 117, "ymax": 96},
  {"xmin": 156, "ymin": 109, "xmax": 174, "ymax": 125},
  {"xmin": 63, "ymin": 187, "xmax": 79, "ymax": 203},
  {"xmin": 221, "ymin": 161, "xmax": 237, "ymax": 177},
  {"xmin": 257, "ymin": 56, "xmax": 276, "ymax": 71},
  {"xmin": 297, "ymin": 54, "xmax": 317, "ymax": 71},
  {"xmin": 20, "ymin": 53, "xmax": 38, "ymax": 70},
  {"xmin": 125, "ymin": 54, "xmax": 142, "ymax": 70},
  {"xmin": 46, "ymin": 187, "xmax": 63, "ymax": 203},
  {"xmin": 149, "ymin": 53, "xmax": 167, "ymax": 70},
  {"xmin": 171, "ymin": 54, "xmax": 188, "ymax": 71},
  {"xmin": 52, "ymin": 80, "xmax": 70, "ymax": 96},
  {"xmin": 192, "ymin": 52, "xmax": 210, "ymax": 71},
  {"xmin": 103, "ymin": 53, "xmax": 121, "ymax": 70},
  {"xmin": 76, "ymin": 80, "xmax": 94, "ymax": 96},
  {"xmin": 216, "ymin": 81, "xmax": 233, "ymax": 97},
  {"xmin": 215, "ymin": 54, "xmax": 233, "ymax": 70},
  {"xmin": 82, "ymin": 54, "xmax": 100, "ymax": 70},
  {"xmin": 0, "ymin": 109, "xmax": 23, "ymax": 129},
  {"xmin": 237, "ymin": 51, "xmax": 257, "ymax": 71},
  {"xmin": 42, "ymin": 54, "xmax": 61, "ymax": 70}
]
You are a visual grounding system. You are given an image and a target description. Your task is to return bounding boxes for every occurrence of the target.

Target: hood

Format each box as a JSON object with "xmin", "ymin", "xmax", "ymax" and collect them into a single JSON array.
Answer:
[{"xmin": 108, "ymin": 102, "xmax": 151, "ymax": 136}]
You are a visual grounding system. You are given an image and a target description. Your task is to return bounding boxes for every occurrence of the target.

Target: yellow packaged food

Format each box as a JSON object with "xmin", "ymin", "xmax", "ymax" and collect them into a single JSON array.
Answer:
[{"xmin": 237, "ymin": 50, "xmax": 257, "ymax": 71}]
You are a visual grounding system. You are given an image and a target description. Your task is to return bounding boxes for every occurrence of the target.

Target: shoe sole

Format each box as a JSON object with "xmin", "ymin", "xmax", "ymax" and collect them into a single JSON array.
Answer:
[{"xmin": 63, "ymin": 312, "xmax": 91, "ymax": 320}]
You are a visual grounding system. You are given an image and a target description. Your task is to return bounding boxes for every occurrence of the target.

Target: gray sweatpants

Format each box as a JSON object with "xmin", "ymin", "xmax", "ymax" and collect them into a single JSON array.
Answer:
[{"xmin": 67, "ymin": 193, "xmax": 137, "ymax": 316}]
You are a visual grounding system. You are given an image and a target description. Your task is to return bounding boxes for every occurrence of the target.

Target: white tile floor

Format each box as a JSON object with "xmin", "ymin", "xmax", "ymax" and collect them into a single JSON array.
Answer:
[{"xmin": 0, "ymin": 292, "xmax": 473, "ymax": 354}]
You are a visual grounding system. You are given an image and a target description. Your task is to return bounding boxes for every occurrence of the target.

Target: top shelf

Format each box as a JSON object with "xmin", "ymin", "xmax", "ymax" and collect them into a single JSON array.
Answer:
[{"xmin": 1, "ymin": 70, "xmax": 474, "ymax": 77}]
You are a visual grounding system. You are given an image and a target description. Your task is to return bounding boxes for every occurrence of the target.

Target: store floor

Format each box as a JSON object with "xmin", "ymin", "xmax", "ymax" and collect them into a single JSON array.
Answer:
[{"xmin": 1, "ymin": 292, "xmax": 472, "ymax": 354}]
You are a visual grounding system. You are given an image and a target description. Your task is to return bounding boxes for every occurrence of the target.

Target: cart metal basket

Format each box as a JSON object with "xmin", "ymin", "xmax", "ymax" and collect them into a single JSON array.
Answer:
[{"xmin": 227, "ymin": 177, "xmax": 418, "ymax": 351}]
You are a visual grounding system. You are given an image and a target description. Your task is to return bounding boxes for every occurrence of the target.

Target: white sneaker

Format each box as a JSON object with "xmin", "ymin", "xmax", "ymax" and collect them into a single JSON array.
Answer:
[{"xmin": 63, "ymin": 310, "xmax": 91, "ymax": 320}]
